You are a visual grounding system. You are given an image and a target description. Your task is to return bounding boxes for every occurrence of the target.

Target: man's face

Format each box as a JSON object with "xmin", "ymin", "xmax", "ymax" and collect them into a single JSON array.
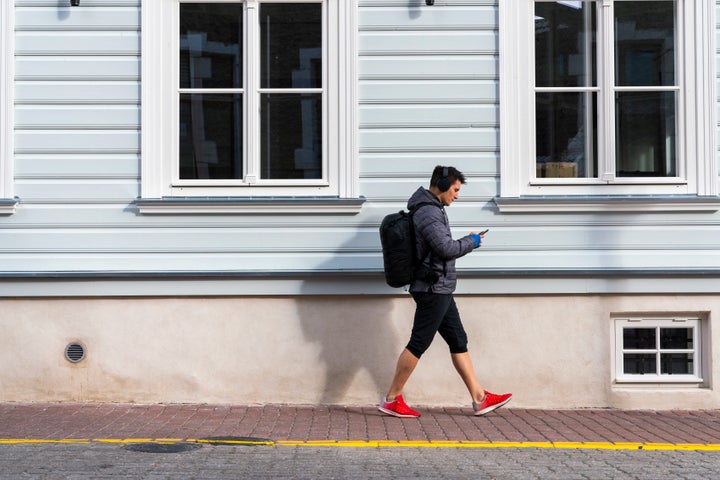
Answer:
[{"xmin": 438, "ymin": 180, "xmax": 462, "ymax": 206}]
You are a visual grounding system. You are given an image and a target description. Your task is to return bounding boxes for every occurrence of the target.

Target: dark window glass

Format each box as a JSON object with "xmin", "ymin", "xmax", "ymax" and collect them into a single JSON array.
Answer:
[
  {"xmin": 178, "ymin": 3, "xmax": 324, "ymax": 183},
  {"xmin": 615, "ymin": 91, "xmax": 676, "ymax": 177},
  {"xmin": 660, "ymin": 328, "xmax": 693, "ymax": 349},
  {"xmin": 660, "ymin": 353, "xmax": 693, "ymax": 375},
  {"xmin": 535, "ymin": 1, "xmax": 596, "ymax": 88},
  {"xmin": 615, "ymin": 1, "xmax": 675, "ymax": 87},
  {"xmin": 624, "ymin": 354, "xmax": 657, "ymax": 375},
  {"xmin": 536, "ymin": 92, "xmax": 597, "ymax": 178},
  {"xmin": 260, "ymin": 4, "xmax": 322, "ymax": 89},
  {"xmin": 623, "ymin": 328, "xmax": 656, "ymax": 350},
  {"xmin": 179, "ymin": 94, "xmax": 243, "ymax": 180},
  {"xmin": 261, "ymin": 93, "xmax": 322, "ymax": 180},
  {"xmin": 179, "ymin": 4, "xmax": 243, "ymax": 89}
]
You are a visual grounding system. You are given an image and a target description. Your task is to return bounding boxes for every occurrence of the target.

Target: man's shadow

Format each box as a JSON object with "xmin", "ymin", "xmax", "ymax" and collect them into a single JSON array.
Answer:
[{"xmin": 296, "ymin": 233, "xmax": 405, "ymax": 404}]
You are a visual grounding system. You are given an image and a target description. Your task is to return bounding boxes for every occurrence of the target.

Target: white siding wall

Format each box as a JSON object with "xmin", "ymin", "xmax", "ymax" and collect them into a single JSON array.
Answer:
[
  {"xmin": 2, "ymin": 0, "xmax": 720, "ymax": 295},
  {"xmin": 2, "ymin": 0, "xmax": 720, "ymax": 409},
  {"xmin": 8, "ymin": 0, "xmax": 377, "ymax": 283},
  {"xmin": 359, "ymin": 0, "xmax": 720, "ymax": 280}
]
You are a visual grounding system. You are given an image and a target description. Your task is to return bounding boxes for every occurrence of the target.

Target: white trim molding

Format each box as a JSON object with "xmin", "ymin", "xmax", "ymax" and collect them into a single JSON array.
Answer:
[
  {"xmin": 614, "ymin": 316, "xmax": 704, "ymax": 384},
  {"xmin": 0, "ymin": 0, "xmax": 16, "ymax": 215},
  {"xmin": 495, "ymin": 195, "xmax": 720, "ymax": 213},
  {"xmin": 498, "ymin": 0, "xmax": 717, "ymax": 211},
  {"xmin": 135, "ymin": 195, "xmax": 365, "ymax": 214},
  {"xmin": 140, "ymin": 0, "xmax": 360, "ymax": 213}
]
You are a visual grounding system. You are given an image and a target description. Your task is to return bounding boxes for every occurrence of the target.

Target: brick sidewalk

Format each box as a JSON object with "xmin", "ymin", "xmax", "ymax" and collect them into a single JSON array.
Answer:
[{"xmin": 1, "ymin": 403, "xmax": 720, "ymax": 445}]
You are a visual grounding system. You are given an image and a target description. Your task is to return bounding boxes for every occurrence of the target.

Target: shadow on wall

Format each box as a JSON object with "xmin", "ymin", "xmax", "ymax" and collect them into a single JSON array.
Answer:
[
  {"xmin": 296, "ymin": 232, "xmax": 404, "ymax": 405},
  {"xmin": 56, "ymin": 0, "xmax": 73, "ymax": 21},
  {"xmin": 408, "ymin": 0, "xmax": 431, "ymax": 20},
  {"xmin": 297, "ymin": 296, "xmax": 402, "ymax": 404}
]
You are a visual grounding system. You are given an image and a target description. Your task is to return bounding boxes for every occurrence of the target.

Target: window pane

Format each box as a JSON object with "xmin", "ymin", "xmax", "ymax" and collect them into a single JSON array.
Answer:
[
  {"xmin": 261, "ymin": 4, "xmax": 322, "ymax": 89},
  {"xmin": 261, "ymin": 94, "xmax": 322, "ymax": 180},
  {"xmin": 661, "ymin": 353, "xmax": 693, "ymax": 375},
  {"xmin": 535, "ymin": 1, "xmax": 596, "ymax": 88},
  {"xmin": 179, "ymin": 94, "xmax": 243, "ymax": 180},
  {"xmin": 623, "ymin": 328, "xmax": 656, "ymax": 350},
  {"xmin": 615, "ymin": 1, "xmax": 675, "ymax": 87},
  {"xmin": 179, "ymin": 4, "xmax": 243, "ymax": 89},
  {"xmin": 536, "ymin": 92, "xmax": 597, "ymax": 178},
  {"xmin": 624, "ymin": 354, "xmax": 656, "ymax": 374},
  {"xmin": 660, "ymin": 328, "xmax": 693, "ymax": 349},
  {"xmin": 616, "ymin": 92, "xmax": 676, "ymax": 177}
]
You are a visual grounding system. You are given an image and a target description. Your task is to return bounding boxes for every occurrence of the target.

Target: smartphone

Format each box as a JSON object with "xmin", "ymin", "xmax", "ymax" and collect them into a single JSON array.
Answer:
[{"xmin": 479, "ymin": 229, "xmax": 490, "ymax": 235}]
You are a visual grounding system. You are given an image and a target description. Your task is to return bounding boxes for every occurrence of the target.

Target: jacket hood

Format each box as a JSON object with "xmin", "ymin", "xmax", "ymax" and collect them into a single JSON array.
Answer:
[{"xmin": 407, "ymin": 187, "xmax": 442, "ymax": 211}]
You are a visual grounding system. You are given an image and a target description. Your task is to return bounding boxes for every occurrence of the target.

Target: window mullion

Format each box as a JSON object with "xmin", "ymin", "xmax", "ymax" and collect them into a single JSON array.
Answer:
[
  {"xmin": 583, "ymin": 3, "xmax": 595, "ymax": 179},
  {"xmin": 244, "ymin": 1, "xmax": 259, "ymax": 184},
  {"xmin": 599, "ymin": 0, "xmax": 615, "ymax": 183},
  {"xmin": 655, "ymin": 326, "xmax": 662, "ymax": 376}
]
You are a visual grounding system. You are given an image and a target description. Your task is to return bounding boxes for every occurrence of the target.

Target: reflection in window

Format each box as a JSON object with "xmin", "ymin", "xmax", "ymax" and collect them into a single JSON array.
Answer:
[
  {"xmin": 614, "ymin": 1, "xmax": 676, "ymax": 178},
  {"xmin": 261, "ymin": 94, "xmax": 322, "ymax": 180},
  {"xmin": 177, "ymin": 2, "xmax": 324, "ymax": 183},
  {"xmin": 614, "ymin": 2, "xmax": 675, "ymax": 87},
  {"xmin": 533, "ymin": 1, "xmax": 678, "ymax": 181},
  {"xmin": 535, "ymin": 2, "xmax": 596, "ymax": 88},
  {"xmin": 534, "ymin": 1, "xmax": 596, "ymax": 179},
  {"xmin": 535, "ymin": 92, "xmax": 597, "ymax": 178},
  {"xmin": 179, "ymin": 4, "xmax": 243, "ymax": 180},
  {"xmin": 261, "ymin": 5, "xmax": 322, "ymax": 89},
  {"xmin": 260, "ymin": 4, "xmax": 323, "ymax": 180},
  {"xmin": 616, "ymin": 92, "xmax": 675, "ymax": 177},
  {"xmin": 179, "ymin": 94, "xmax": 243, "ymax": 180}
]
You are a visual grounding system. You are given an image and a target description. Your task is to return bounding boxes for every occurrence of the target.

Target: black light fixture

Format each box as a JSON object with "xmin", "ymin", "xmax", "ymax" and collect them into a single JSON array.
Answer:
[
  {"xmin": 71, "ymin": 0, "xmax": 80, "ymax": 6},
  {"xmin": 426, "ymin": 0, "xmax": 434, "ymax": 4}
]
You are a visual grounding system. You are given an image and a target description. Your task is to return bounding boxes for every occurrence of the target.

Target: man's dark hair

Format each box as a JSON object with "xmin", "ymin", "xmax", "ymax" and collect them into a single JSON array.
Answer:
[{"xmin": 430, "ymin": 166, "xmax": 466, "ymax": 189}]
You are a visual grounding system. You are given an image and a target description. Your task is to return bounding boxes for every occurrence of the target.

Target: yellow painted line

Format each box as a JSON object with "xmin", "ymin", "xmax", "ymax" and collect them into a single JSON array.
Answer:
[
  {"xmin": 0, "ymin": 439, "xmax": 91, "ymax": 445},
  {"xmin": 194, "ymin": 438, "xmax": 275, "ymax": 446},
  {"xmin": 275, "ymin": 440, "xmax": 720, "ymax": 451},
  {"xmin": 1, "ymin": 438, "xmax": 719, "ymax": 451},
  {"xmin": 155, "ymin": 438, "xmax": 185, "ymax": 444},
  {"xmin": 94, "ymin": 438, "xmax": 154, "ymax": 444}
]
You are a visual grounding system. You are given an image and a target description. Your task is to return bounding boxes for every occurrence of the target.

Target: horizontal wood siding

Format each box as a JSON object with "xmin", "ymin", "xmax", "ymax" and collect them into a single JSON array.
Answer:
[
  {"xmin": 2, "ymin": 0, "xmax": 720, "ymax": 294},
  {"xmin": 13, "ymin": 0, "xmax": 140, "ymax": 212},
  {"xmin": 357, "ymin": 0, "xmax": 720, "ymax": 277}
]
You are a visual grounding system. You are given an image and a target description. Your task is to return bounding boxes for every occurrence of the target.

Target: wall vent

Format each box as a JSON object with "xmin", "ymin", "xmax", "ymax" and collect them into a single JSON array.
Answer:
[{"xmin": 65, "ymin": 342, "xmax": 86, "ymax": 363}]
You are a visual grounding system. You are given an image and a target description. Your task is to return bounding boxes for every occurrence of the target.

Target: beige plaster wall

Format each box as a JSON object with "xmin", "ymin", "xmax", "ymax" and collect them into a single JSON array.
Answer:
[{"xmin": 1, "ymin": 294, "xmax": 716, "ymax": 409}]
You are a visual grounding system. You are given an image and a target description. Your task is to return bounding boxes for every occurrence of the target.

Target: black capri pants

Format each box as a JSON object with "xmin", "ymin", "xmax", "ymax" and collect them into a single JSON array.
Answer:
[{"xmin": 406, "ymin": 292, "xmax": 469, "ymax": 358}]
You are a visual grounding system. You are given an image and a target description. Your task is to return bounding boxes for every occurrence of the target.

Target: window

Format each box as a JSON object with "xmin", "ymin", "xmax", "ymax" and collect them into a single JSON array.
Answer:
[
  {"xmin": 614, "ymin": 317, "xmax": 703, "ymax": 383},
  {"xmin": 497, "ymin": 0, "xmax": 717, "ymax": 212},
  {"xmin": 139, "ymin": 0, "xmax": 362, "ymax": 214},
  {"xmin": 0, "ymin": 0, "xmax": 15, "ymax": 214}
]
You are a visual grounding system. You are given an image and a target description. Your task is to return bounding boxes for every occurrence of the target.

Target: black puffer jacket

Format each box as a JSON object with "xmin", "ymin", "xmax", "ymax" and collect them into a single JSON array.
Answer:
[{"xmin": 407, "ymin": 187, "xmax": 476, "ymax": 294}]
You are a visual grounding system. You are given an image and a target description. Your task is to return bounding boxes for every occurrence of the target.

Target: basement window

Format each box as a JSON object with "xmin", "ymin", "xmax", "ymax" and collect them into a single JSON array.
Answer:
[{"xmin": 614, "ymin": 317, "xmax": 702, "ymax": 384}]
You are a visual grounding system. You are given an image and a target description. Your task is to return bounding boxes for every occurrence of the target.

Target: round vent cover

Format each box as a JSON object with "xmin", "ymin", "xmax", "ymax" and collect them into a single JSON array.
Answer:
[{"xmin": 65, "ymin": 342, "xmax": 86, "ymax": 363}]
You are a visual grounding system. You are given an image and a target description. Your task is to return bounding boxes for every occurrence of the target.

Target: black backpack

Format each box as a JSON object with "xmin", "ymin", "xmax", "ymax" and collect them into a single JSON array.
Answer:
[{"xmin": 379, "ymin": 202, "xmax": 439, "ymax": 288}]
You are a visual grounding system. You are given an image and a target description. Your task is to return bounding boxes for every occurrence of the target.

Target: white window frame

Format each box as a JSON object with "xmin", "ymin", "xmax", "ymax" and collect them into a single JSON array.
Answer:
[
  {"xmin": 614, "ymin": 316, "xmax": 702, "ymax": 384},
  {"xmin": 0, "ymin": 0, "xmax": 15, "ymax": 215},
  {"xmin": 497, "ymin": 0, "xmax": 717, "ymax": 212},
  {"xmin": 139, "ymin": 0, "xmax": 361, "ymax": 214}
]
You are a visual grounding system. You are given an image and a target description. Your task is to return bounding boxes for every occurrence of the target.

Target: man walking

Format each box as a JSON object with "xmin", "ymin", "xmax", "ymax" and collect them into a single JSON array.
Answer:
[{"xmin": 379, "ymin": 166, "xmax": 512, "ymax": 418}]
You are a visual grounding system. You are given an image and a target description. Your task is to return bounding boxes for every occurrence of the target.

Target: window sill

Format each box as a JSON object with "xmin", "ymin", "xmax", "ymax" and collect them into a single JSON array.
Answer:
[
  {"xmin": 135, "ymin": 196, "xmax": 366, "ymax": 215},
  {"xmin": 494, "ymin": 195, "xmax": 720, "ymax": 213},
  {"xmin": 0, "ymin": 198, "xmax": 18, "ymax": 215},
  {"xmin": 614, "ymin": 378, "xmax": 704, "ymax": 385}
]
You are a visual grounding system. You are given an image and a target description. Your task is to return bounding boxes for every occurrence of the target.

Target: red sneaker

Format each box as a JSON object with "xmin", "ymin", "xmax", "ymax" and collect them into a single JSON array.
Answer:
[
  {"xmin": 473, "ymin": 390, "xmax": 512, "ymax": 416},
  {"xmin": 378, "ymin": 394, "xmax": 421, "ymax": 418}
]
